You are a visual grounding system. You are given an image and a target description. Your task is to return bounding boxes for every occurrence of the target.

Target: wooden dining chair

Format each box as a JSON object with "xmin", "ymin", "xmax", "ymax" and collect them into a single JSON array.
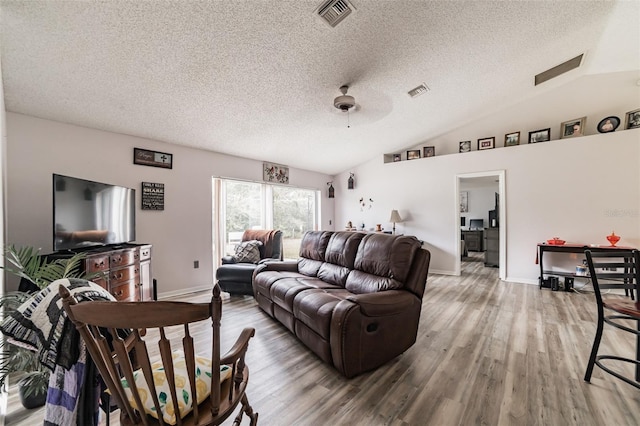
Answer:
[
  {"xmin": 59, "ymin": 284, "xmax": 258, "ymax": 425},
  {"xmin": 583, "ymin": 249, "xmax": 640, "ymax": 389}
]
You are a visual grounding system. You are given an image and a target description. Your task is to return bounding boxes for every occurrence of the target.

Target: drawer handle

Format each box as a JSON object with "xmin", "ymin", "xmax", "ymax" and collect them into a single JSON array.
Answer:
[
  {"xmin": 113, "ymin": 290, "xmax": 124, "ymax": 297},
  {"xmin": 142, "ymin": 251, "xmax": 149, "ymax": 256},
  {"xmin": 113, "ymin": 256, "xmax": 122, "ymax": 263},
  {"xmin": 112, "ymin": 272, "xmax": 124, "ymax": 280},
  {"xmin": 94, "ymin": 260, "xmax": 105, "ymax": 267}
]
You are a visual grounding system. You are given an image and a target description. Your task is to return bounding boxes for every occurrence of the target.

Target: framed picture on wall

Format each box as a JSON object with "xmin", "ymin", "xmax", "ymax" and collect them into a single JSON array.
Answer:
[
  {"xmin": 504, "ymin": 131, "xmax": 520, "ymax": 147},
  {"xmin": 624, "ymin": 108, "xmax": 640, "ymax": 129},
  {"xmin": 407, "ymin": 149, "xmax": 421, "ymax": 160},
  {"xmin": 459, "ymin": 141, "xmax": 471, "ymax": 153},
  {"xmin": 528, "ymin": 128, "xmax": 551, "ymax": 143},
  {"xmin": 423, "ymin": 146, "xmax": 435, "ymax": 157},
  {"xmin": 392, "ymin": 153, "xmax": 402, "ymax": 162},
  {"xmin": 597, "ymin": 116, "xmax": 620, "ymax": 133},
  {"xmin": 460, "ymin": 191, "xmax": 469, "ymax": 213},
  {"xmin": 560, "ymin": 116, "xmax": 586, "ymax": 138},
  {"xmin": 477, "ymin": 137, "xmax": 495, "ymax": 150}
]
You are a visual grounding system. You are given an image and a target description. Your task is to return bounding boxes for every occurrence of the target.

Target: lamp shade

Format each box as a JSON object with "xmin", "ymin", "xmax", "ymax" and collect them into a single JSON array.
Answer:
[{"xmin": 389, "ymin": 210, "xmax": 402, "ymax": 223}]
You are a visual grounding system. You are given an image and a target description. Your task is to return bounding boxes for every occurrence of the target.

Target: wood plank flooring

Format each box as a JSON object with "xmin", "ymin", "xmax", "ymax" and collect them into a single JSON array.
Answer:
[{"xmin": 3, "ymin": 255, "xmax": 639, "ymax": 425}]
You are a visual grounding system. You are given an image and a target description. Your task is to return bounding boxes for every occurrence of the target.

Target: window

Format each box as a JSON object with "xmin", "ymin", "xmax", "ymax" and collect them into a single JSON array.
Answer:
[
  {"xmin": 272, "ymin": 186, "xmax": 317, "ymax": 259},
  {"xmin": 213, "ymin": 179, "xmax": 320, "ymax": 268}
]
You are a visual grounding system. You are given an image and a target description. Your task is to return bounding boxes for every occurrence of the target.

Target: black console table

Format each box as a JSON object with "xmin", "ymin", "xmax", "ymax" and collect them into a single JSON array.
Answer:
[{"xmin": 537, "ymin": 243, "xmax": 636, "ymax": 288}]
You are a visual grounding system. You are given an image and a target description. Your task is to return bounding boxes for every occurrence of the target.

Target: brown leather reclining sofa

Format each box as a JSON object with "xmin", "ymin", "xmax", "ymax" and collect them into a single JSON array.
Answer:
[{"xmin": 252, "ymin": 230, "xmax": 431, "ymax": 378}]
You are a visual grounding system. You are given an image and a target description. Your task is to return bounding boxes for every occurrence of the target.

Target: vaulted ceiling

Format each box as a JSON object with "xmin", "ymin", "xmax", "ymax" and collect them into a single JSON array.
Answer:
[{"xmin": 2, "ymin": 1, "xmax": 638, "ymax": 175}]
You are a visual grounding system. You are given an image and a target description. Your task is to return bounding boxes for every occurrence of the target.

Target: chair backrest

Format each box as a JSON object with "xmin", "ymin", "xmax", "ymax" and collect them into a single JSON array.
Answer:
[
  {"xmin": 59, "ymin": 284, "xmax": 255, "ymax": 426},
  {"xmin": 585, "ymin": 249, "xmax": 639, "ymax": 307},
  {"xmin": 242, "ymin": 229, "xmax": 283, "ymax": 260}
]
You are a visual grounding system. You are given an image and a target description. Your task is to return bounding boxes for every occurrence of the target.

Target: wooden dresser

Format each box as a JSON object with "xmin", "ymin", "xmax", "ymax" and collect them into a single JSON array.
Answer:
[
  {"xmin": 484, "ymin": 228, "xmax": 499, "ymax": 267},
  {"xmin": 461, "ymin": 230, "xmax": 483, "ymax": 252},
  {"xmin": 82, "ymin": 244, "xmax": 152, "ymax": 301}
]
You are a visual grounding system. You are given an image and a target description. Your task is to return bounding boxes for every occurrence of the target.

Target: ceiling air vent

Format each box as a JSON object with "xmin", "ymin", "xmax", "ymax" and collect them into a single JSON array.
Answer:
[
  {"xmin": 535, "ymin": 54, "xmax": 584, "ymax": 86},
  {"xmin": 316, "ymin": 0, "xmax": 355, "ymax": 27},
  {"xmin": 408, "ymin": 84, "xmax": 430, "ymax": 98}
]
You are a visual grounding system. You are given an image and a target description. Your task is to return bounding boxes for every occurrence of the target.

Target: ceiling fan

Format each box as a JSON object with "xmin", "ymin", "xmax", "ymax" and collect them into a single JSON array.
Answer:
[
  {"xmin": 334, "ymin": 85, "xmax": 356, "ymax": 128},
  {"xmin": 334, "ymin": 85, "xmax": 356, "ymax": 112}
]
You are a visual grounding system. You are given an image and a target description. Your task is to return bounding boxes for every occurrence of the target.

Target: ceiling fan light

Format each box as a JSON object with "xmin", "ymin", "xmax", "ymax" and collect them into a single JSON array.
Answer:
[{"xmin": 334, "ymin": 94, "xmax": 355, "ymax": 111}]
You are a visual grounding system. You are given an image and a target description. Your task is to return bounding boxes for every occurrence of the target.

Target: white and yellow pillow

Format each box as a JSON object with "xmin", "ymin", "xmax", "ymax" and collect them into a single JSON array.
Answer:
[{"xmin": 120, "ymin": 350, "xmax": 232, "ymax": 425}]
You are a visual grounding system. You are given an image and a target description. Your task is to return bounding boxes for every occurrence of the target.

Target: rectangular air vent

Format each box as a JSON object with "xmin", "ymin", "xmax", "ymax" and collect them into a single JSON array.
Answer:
[
  {"xmin": 408, "ymin": 84, "xmax": 430, "ymax": 98},
  {"xmin": 316, "ymin": 0, "xmax": 354, "ymax": 27},
  {"xmin": 535, "ymin": 54, "xmax": 583, "ymax": 86}
]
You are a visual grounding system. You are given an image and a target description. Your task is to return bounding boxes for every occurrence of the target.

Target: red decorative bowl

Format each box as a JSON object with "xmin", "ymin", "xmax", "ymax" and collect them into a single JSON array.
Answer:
[
  {"xmin": 606, "ymin": 233, "xmax": 620, "ymax": 246},
  {"xmin": 547, "ymin": 238, "xmax": 566, "ymax": 245}
]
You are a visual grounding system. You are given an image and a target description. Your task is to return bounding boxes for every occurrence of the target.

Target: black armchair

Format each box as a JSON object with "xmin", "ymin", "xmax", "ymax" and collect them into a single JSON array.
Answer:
[{"xmin": 216, "ymin": 229, "xmax": 283, "ymax": 295}]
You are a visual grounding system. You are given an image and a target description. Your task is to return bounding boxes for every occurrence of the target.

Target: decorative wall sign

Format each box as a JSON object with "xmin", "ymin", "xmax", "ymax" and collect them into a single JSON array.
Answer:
[
  {"xmin": 141, "ymin": 182, "xmax": 165, "ymax": 210},
  {"xmin": 134, "ymin": 148, "xmax": 173, "ymax": 169},
  {"xmin": 263, "ymin": 162, "xmax": 289, "ymax": 184},
  {"xmin": 477, "ymin": 137, "xmax": 495, "ymax": 150}
]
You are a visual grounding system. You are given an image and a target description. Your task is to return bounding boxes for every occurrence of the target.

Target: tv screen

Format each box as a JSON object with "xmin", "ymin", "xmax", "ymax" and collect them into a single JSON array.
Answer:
[
  {"xmin": 469, "ymin": 219, "xmax": 483, "ymax": 230},
  {"xmin": 53, "ymin": 174, "xmax": 136, "ymax": 251}
]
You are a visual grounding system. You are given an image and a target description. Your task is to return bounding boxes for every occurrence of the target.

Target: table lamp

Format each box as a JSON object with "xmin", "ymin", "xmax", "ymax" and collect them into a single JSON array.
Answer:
[{"xmin": 389, "ymin": 210, "xmax": 402, "ymax": 234}]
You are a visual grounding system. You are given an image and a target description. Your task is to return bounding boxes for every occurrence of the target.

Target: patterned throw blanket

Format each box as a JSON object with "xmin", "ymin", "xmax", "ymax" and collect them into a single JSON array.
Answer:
[{"xmin": 0, "ymin": 278, "xmax": 116, "ymax": 425}]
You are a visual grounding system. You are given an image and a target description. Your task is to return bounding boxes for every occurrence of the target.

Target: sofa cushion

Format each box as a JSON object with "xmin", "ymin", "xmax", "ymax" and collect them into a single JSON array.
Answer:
[
  {"xmin": 353, "ymin": 234, "xmax": 420, "ymax": 283},
  {"xmin": 298, "ymin": 258, "xmax": 324, "ymax": 277},
  {"xmin": 233, "ymin": 240, "xmax": 262, "ymax": 263},
  {"xmin": 298, "ymin": 231, "xmax": 331, "ymax": 262},
  {"xmin": 345, "ymin": 271, "xmax": 402, "ymax": 294},
  {"xmin": 293, "ymin": 289, "xmax": 351, "ymax": 340},
  {"xmin": 269, "ymin": 276, "xmax": 342, "ymax": 312},
  {"xmin": 317, "ymin": 262, "xmax": 350, "ymax": 287},
  {"xmin": 324, "ymin": 232, "xmax": 365, "ymax": 268}
]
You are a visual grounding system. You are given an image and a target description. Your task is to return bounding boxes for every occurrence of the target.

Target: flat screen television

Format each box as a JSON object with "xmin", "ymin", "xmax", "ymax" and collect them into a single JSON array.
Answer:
[
  {"xmin": 469, "ymin": 219, "xmax": 483, "ymax": 230},
  {"xmin": 53, "ymin": 174, "xmax": 136, "ymax": 251}
]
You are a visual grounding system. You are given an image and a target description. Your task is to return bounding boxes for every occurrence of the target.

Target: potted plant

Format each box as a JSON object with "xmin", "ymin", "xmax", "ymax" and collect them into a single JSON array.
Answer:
[{"xmin": 0, "ymin": 245, "xmax": 100, "ymax": 408}]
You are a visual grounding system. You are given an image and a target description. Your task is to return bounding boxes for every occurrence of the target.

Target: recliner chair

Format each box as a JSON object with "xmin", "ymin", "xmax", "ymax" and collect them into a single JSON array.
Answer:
[{"xmin": 216, "ymin": 229, "xmax": 283, "ymax": 296}]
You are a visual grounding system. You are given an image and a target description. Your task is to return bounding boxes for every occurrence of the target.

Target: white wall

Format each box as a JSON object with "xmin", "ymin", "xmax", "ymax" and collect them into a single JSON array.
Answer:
[
  {"xmin": 334, "ymin": 71, "xmax": 640, "ymax": 283},
  {"xmin": 5, "ymin": 113, "xmax": 333, "ymax": 296},
  {"xmin": 460, "ymin": 185, "xmax": 498, "ymax": 229}
]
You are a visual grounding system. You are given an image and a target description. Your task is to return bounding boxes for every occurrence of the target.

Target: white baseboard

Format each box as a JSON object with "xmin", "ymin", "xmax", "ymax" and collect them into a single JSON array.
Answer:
[
  {"xmin": 157, "ymin": 284, "xmax": 213, "ymax": 300},
  {"xmin": 429, "ymin": 269, "xmax": 456, "ymax": 275}
]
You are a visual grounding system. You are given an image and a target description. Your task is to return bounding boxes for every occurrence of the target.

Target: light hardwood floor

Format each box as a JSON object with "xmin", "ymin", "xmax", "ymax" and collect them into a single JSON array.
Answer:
[{"xmin": 4, "ymin": 256, "xmax": 639, "ymax": 425}]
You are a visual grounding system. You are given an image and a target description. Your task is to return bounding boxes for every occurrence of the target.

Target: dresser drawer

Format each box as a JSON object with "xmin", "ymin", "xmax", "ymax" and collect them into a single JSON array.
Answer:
[
  {"xmin": 110, "ymin": 250, "xmax": 137, "ymax": 268},
  {"xmin": 86, "ymin": 254, "xmax": 110, "ymax": 273},
  {"xmin": 110, "ymin": 265, "xmax": 140, "ymax": 285},
  {"xmin": 110, "ymin": 280, "xmax": 140, "ymax": 302},
  {"xmin": 139, "ymin": 245, "xmax": 151, "ymax": 261}
]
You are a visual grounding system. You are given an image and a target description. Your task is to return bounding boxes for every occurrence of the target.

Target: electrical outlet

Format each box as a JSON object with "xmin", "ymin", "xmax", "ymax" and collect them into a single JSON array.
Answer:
[{"xmin": 194, "ymin": 260, "xmax": 199, "ymax": 269}]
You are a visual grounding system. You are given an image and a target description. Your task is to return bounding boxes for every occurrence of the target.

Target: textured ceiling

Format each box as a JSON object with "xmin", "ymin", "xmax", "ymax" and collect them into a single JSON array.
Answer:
[{"xmin": 1, "ymin": 1, "xmax": 639, "ymax": 175}]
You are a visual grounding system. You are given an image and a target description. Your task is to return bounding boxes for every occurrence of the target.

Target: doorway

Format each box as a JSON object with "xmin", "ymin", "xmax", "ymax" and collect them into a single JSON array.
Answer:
[{"xmin": 455, "ymin": 170, "xmax": 506, "ymax": 280}]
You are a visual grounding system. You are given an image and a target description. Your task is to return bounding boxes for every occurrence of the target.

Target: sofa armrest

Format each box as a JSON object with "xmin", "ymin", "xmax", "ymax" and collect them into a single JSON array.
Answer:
[
  {"xmin": 344, "ymin": 290, "xmax": 418, "ymax": 317},
  {"xmin": 221, "ymin": 256, "xmax": 237, "ymax": 265},
  {"xmin": 256, "ymin": 260, "xmax": 298, "ymax": 272},
  {"xmin": 253, "ymin": 260, "xmax": 299, "ymax": 280}
]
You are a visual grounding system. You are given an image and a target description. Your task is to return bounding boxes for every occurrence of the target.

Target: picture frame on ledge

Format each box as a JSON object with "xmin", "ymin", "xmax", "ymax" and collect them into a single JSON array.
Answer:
[
  {"xmin": 392, "ymin": 153, "xmax": 402, "ymax": 162},
  {"xmin": 624, "ymin": 108, "xmax": 640, "ymax": 129},
  {"xmin": 528, "ymin": 128, "xmax": 551, "ymax": 143},
  {"xmin": 477, "ymin": 137, "xmax": 495, "ymax": 150},
  {"xmin": 423, "ymin": 146, "xmax": 435, "ymax": 157},
  {"xmin": 407, "ymin": 149, "xmax": 421, "ymax": 160},
  {"xmin": 459, "ymin": 141, "xmax": 471, "ymax": 153},
  {"xmin": 597, "ymin": 116, "xmax": 620, "ymax": 133},
  {"xmin": 560, "ymin": 116, "xmax": 586, "ymax": 139},
  {"xmin": 504, "ymin": 131, "xmax": 520, "ymax": 147}
]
